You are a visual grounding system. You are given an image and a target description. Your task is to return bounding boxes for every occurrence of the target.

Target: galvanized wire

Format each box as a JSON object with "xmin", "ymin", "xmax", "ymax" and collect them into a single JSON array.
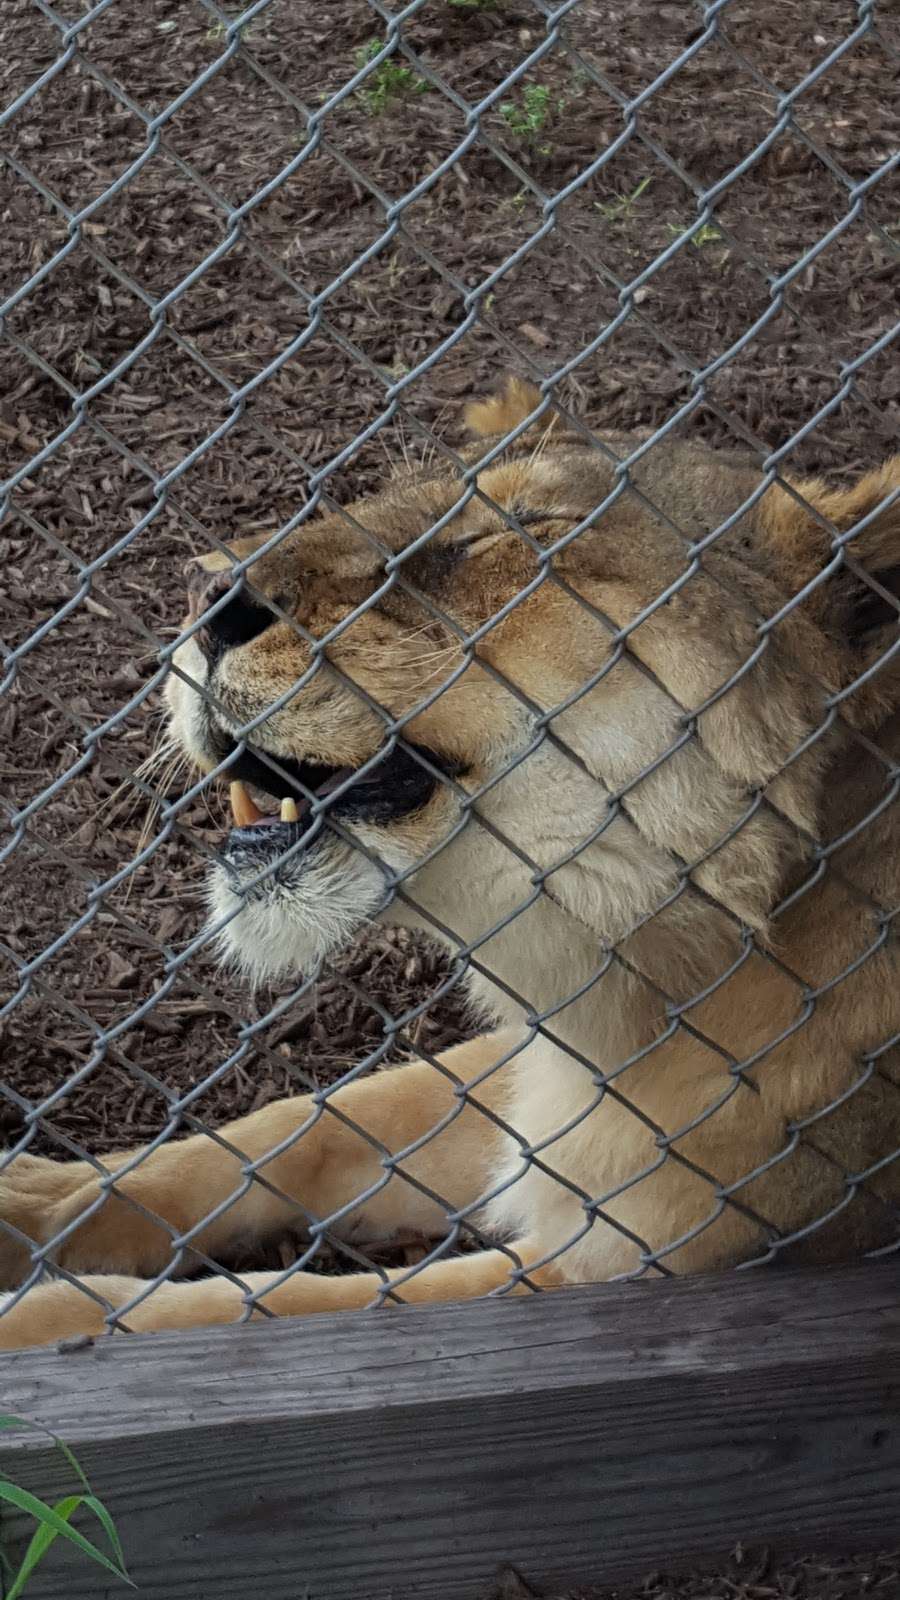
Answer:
[{"xmin": 1, "ymin": 0, "xmax": 899, "ymax": 1336}]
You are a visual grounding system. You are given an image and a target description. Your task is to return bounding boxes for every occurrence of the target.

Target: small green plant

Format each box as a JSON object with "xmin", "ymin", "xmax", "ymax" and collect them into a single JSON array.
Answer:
[
  {"xmin": 595, "ymin": 175, "xmax": 653, "ymax": 223},
  {"xmin": 0, "ymin": 1417, "xmax": 131, "ymax": 1597},
  {"xmin": 504, "ymin": 187, "xmax": 529, "ymax": 214},
  {"xmin": 666, "ymin": 219, "xmax": 724, "ymax": 249},
  {"xmin": 354, "ymin": 39, "xmax": 428, "ymax": 114},
  {"xmin": 205, "ymin": 18, "xmax": 259, "ymax": 44},
  {"xmin": 499, "ymin": 82, "xmax": 564, "ymax": 151}
]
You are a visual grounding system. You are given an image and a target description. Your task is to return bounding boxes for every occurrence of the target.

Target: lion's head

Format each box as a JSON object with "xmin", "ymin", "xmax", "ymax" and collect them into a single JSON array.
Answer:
[{"xmin": 166, "ymin": 379, "xmax": 900, "ymax": 1006}]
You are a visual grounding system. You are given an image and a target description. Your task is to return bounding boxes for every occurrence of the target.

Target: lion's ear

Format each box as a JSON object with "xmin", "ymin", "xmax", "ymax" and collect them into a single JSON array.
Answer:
[
  {"xmin": 826, "ymin": 462, "xmax": 900, "ymax": 649},
  {"xmin": 463, "ymin": 376, "xmax": 543, "ymax": 438},
  {"xmin": 187, "ymin": 535, "xmax": 270, "ymax": 575},
  {"xmin": 760, "ymin": 459, "xmax": 900, "ymax": 725},
  {"xmin": 770, "ymin": 460, "xmax": 900, "ymax": 647}
]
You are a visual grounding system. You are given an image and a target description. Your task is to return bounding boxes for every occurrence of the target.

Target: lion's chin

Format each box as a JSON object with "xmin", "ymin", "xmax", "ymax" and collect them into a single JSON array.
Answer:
[{"xmin": 204, "ymin": 836, "xmax": 392, "ymax": 987}]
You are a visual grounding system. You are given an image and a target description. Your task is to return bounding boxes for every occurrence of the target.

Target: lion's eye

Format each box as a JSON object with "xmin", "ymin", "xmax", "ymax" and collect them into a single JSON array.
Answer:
[
  {"xmin": 514, "ymin": 507, "xmax": 556, "ymax": 528},
  {"xmin": 456, "ymin": 529, "xmax": 509, "ymax": 560},
  {"xmin": 453, "ymin": 507, "xmax": 564, "ymax": 557}
]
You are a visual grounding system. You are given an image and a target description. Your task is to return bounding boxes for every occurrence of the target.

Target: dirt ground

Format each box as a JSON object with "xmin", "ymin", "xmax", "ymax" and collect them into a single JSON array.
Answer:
[
  {"xmin": 556, "ymin": 1546, "xmax": 900, "ymax": 1600},
  {"xmin": 1, "ymin": 0, "xmax": 899, "ymax": 1592},
  {"xmin": 548, "ymin": 1546, "xmax": 900, "ymax": 1600}
]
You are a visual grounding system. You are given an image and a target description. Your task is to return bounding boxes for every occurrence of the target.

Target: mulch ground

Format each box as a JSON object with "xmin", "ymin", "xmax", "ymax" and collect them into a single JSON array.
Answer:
[
  {"xmin": 508, "ymin": 1546, "xmax": 900, "ymax": 1599},
  {"xmin": 1, "ymin": 1, "xmax": 899, "ymax": 1591}
]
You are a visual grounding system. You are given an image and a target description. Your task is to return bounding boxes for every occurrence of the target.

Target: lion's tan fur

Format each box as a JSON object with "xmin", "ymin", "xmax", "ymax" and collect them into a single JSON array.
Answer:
[{"xmin": 2, "ymin": 378, "xmax": 899, "ymax": 1347}]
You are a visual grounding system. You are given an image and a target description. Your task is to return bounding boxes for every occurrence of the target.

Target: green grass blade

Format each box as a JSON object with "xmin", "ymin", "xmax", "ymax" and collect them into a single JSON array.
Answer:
[
  {"xmin": 81, "ymin": 1494, "xmax": 129, "ymax": 1573},
  {"xmin": 0, "ymin": 1414, "xmax": 131, "ymax": 1574},
  {"xmin": 5, "ymin": 1493, "xmax": 82, "ymax": 1600},
  {"xmin": 46, "ymin": 1434, "xmax": 92, "ymax": 1496},
  {"xmin": 0, "ymin": 1416, "xmax": 90, "ymax": 1493},
  {"xmin": 0, "ymin": 1483, "xmax": 133, "ymax": 1586}
]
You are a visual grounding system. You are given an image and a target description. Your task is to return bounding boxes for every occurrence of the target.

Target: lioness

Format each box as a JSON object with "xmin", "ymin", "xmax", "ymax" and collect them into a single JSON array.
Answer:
[{"xmin": 3, "ymin": 378, "xmax": 900, "ymax": 1348}]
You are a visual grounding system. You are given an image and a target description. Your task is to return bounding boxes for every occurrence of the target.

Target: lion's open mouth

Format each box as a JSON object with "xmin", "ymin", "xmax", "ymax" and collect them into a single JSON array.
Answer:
[
  {"xmin": 217, "ymin": 738, "xmax": 458, "ymax": 863},
  {"xmin": 225, "ymin": 746, "xmax": 353, "ymax": 833}
]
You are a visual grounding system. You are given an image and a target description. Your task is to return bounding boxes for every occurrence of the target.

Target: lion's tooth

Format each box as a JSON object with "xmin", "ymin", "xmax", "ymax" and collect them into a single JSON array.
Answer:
[
  {"xmin": 230, "ymin": 780, "xmax": 263, "ymax": 828},
  {"xmin": 280, "ymin": 797, "xmax": 299, "ymax": 823}
]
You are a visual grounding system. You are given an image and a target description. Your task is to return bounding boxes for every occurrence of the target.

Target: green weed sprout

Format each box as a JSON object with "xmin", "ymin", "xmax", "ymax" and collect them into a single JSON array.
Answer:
[
  {"xmin": 0, "ymin": 1417, "xmax": 132, "ymax": 1598},
  {"xmin": 594, "ymin": 175, "xmax": 653, "ymax": 222},
  {"xmin": 499, "ymin": 83, "xmax": 564, "ymax": 151},
  {"xmin": 354, "ymin": 39, "xmax": 428, "ymax": 114},
  {"xmin": 665, "ymin": 219, "xmax": 725, "ymax": 249}
]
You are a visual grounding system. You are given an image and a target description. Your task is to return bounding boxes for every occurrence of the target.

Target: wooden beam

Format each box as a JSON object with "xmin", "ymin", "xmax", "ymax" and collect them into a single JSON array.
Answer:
[{"xmin": 1, "ymin": 1263, "xmax": 898, "ymax": 1599}]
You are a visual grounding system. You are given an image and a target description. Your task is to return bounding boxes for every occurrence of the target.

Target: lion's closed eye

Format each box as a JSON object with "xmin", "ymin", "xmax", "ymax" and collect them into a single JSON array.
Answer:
[{"xmin": 449, "ymin": 507, "xmax": 572, "ymax": 561}]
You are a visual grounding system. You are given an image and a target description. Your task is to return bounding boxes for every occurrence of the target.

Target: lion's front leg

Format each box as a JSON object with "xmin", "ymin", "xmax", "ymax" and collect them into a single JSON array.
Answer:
[
  {"xmin": 0, "ymin": 1031, "xmax": 519, "ymax": 1302},
  {"xmin": 0, "ymin": 1234, "xmax": 557, "ymax": 1349},
  {"xmin": 0, "ymin": 1148, "xmax": 143, "ymax": 1289}
]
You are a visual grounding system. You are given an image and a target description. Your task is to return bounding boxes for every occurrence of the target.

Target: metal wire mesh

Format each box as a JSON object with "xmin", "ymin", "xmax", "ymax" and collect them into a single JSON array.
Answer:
[{"xmin": 1, "ymin": 0, "xmax": 899, "ymax": 1341}]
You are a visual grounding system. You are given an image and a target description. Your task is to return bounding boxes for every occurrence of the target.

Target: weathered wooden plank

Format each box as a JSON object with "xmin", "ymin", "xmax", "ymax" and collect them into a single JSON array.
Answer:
[{"xmin": 1, "ymin": 1263, "xmax": 898, "ymax": 1599}]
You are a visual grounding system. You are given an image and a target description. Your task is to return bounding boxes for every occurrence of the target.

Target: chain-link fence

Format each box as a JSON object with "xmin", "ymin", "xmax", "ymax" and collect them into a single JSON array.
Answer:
[{"xmin": 1, "ymin": 0, "xmax": 899, "ymax": 1347}]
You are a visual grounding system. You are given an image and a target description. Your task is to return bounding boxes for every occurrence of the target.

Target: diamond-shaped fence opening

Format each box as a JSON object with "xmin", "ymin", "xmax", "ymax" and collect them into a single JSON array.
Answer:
[{"xmin": 0, "ymin": 0, "xmax": 898, "ymax": 1345}]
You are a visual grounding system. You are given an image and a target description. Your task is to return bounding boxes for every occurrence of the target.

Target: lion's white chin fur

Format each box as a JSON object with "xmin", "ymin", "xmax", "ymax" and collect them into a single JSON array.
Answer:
[{"xmin": 206, "ymin": 836, "xmax": 393, "ymax": 987}]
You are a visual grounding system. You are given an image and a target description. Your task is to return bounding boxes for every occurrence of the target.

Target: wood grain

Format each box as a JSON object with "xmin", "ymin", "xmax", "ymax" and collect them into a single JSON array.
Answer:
[{"xmin": 1, "ymin": 1264, "xmax": 898, "ymax": 1599}]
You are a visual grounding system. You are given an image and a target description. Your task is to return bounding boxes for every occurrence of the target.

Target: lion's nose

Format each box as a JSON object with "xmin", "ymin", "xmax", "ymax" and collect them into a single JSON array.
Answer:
[{"xmin": 187, "ymin": 569, "xmax": 274, "ymax": 661}]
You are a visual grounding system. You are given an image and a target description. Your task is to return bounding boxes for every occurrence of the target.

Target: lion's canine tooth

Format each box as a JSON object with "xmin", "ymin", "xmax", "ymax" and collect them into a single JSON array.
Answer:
[
  {"xmin": 230, "ymin": 780, "xmax": 263, "ymax": 828},
  {"xmin": 280, "ymin": 797, "xmax": 299, "ymax": 823}
]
